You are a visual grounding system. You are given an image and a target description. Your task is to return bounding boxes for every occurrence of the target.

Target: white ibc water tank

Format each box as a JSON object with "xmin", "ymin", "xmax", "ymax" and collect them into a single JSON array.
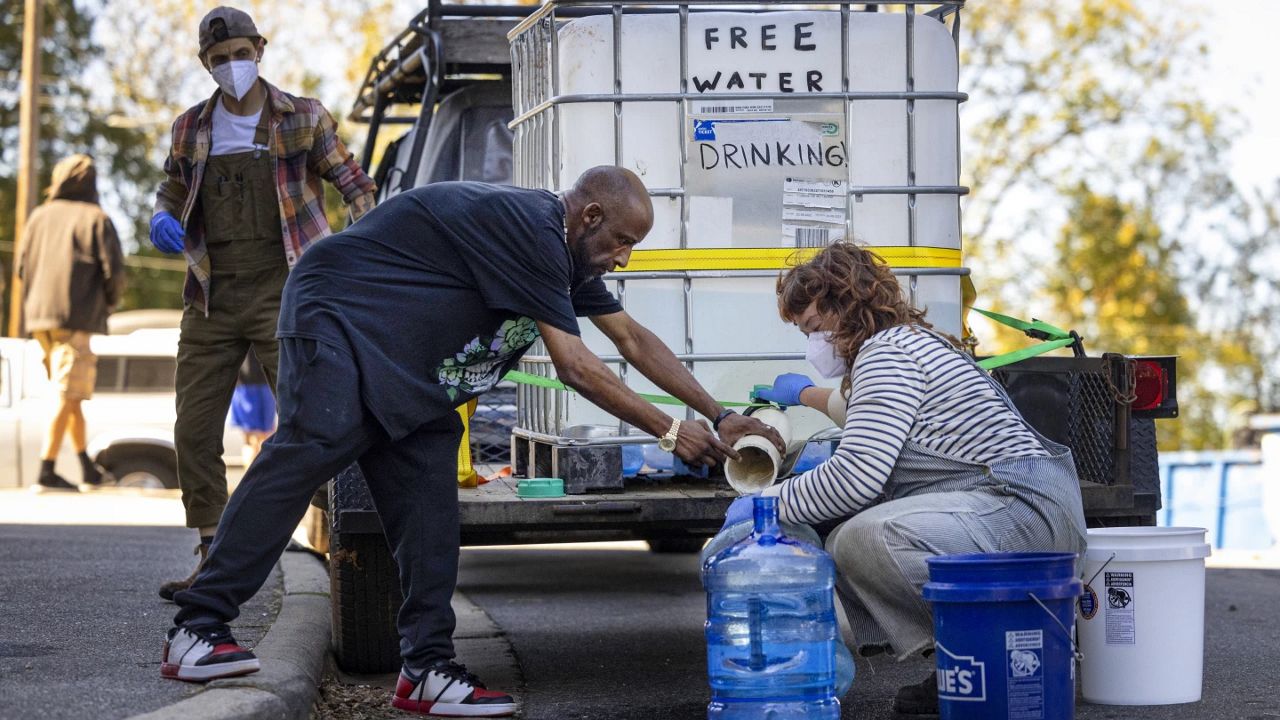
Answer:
[
  {"xmin": 515, "ymin": 8, "xmax": 966, "ymax": 436},
  {"xmin": 557, "ymin": 11, "xmax": 961, "ymax": 253}
]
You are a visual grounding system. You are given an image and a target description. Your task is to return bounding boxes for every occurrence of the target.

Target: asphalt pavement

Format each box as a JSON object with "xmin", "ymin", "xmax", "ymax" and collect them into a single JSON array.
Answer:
[
  {"xmin": 455, "ymin": 543, "xmax": 1280, "ymax": 720},
  {"xmin": 0, "ymin": 523, "xmax": 282, "ymax": 720},
  {"xmin": 3, "ymin": 489, "xmax": 1278, "ymax": 720}
]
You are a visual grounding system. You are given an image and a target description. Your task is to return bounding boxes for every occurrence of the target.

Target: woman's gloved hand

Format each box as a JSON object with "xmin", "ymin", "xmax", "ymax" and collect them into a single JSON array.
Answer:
[
  {"xmin": 149, "ymin": 212, "xmax": 186, "ymax": 254},
  {"xmin": 720, "ymin": 494, "xmax": 757, "ymax": 533},
  {"xmin": 753, "ymin": 373, "xmax": 815, "ymax": 407}
]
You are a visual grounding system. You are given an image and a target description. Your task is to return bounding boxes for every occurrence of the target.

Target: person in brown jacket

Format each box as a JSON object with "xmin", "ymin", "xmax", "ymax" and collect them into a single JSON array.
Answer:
[{"xmin": 18, "ymin": 153, "xmax": 127, "ymax": 491}]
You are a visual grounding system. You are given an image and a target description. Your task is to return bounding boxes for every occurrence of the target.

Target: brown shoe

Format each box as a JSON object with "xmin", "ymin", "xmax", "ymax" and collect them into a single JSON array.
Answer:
[
  {"xmin": 893, "ymin": 672, "xmax": 939, "ymax": 718},
  {"xmin": 159, "ymin": 543, "xmax": 208, "ymax": 601}
]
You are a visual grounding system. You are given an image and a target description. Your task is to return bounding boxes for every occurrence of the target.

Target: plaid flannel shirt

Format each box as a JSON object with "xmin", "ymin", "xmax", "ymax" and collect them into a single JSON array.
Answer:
[{"xmin": 154, "ymin": 79, "xmax": 376, "ymax": 313}]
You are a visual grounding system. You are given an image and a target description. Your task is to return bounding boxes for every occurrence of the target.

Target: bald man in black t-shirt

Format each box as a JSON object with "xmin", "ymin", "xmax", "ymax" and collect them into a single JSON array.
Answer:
[{"xmin": 159, "ymin": 166, "xmax": 783, "ymax": 716}]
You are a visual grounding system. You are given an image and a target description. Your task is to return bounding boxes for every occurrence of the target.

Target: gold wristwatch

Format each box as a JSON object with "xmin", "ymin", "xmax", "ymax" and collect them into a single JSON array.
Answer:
[{"xmin": 658, "ymin": 418, "xmax": 681, "ymax": 452}]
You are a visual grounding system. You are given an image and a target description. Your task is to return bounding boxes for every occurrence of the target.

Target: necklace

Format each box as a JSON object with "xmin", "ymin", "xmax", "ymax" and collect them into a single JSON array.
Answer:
[{"xmin": 556, "ymin": 192, "xmax": 569, "ymax": 241}]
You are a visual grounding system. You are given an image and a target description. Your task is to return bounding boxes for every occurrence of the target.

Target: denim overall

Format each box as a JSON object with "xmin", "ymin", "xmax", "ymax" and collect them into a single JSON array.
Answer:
[
  {"xmin": 825, "ymin": 328, "xmax": 1088, "ymax": 660},
  {"xmin": 174, "ymin": 106, "xmax": 289, "ymax": 530}
]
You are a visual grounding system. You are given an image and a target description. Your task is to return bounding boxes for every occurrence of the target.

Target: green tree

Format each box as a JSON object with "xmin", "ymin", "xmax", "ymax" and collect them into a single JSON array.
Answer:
[
  {"xmin": 1044, "ymin": 185, "xmax": 1248, "ymax": 449},
  {"xmin": 957, "ymin": 0, "xmax": 1264, "ymax": 449},
  {"xmin": 1, "ymin": 0, "xmax": 167, "ymax": 328},
  {"xmin": 1194, "ymin": 180, "xmax": 1280, "ymax": 430}
]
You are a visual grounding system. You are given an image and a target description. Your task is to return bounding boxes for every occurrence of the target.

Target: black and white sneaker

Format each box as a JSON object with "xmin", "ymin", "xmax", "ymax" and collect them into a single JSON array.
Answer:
[
  {"xmin": 160, "ymin": 624, "xmax": 260, "ymax": 682},
  {"xmin": 392, "ymin": 661, "xmax": 517, "ymax": 717}
]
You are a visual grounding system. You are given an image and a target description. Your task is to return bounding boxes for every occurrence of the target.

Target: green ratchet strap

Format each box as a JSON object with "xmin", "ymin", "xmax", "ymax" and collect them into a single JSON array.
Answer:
[
  {"xmin": 976, "ymin": 337, "xmax": 1076, "ymax": 371},
  {"xmin": 503, "ymin": 370, "xmax": 760, "ymax": 408},
  {"xmin": 971, "ymin": 307, "xmax": 1079, "ymax": 371},
  {"xmin": 504, "ymin": 308, "xmax": 1078, "ymax": 405},
  {"xmin": 971, "ymin": 308, "xmax": 1071, "ymax": 342}
]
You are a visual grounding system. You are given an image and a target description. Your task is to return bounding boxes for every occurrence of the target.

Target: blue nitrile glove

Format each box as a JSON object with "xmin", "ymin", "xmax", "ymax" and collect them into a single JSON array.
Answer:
[
  {"xmin": 752, "ymin": 373, "xmax": 815, "ymax": 407},
  {"xmin": 149, "ymin": 212, "xmax": 186, "ymax": 254},
  {"xmin": 719, "ymin": 494, "xmax": 757, "ymax": 534}
]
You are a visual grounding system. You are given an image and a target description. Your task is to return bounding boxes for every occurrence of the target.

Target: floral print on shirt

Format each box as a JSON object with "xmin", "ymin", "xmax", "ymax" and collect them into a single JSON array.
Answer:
[{"xmin": 436, "ymin": 316, "xmax": 540, "ymax": 402}]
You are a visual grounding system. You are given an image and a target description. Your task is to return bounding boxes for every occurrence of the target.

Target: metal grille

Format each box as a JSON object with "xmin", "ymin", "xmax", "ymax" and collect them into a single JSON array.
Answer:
[
  {"xmin": 471, "ymin": 382, "xmax": 517, "ymax": 463},
  {"xmin": 992, "ymin": 358, "xmax": 1132, "ymax": 487}
]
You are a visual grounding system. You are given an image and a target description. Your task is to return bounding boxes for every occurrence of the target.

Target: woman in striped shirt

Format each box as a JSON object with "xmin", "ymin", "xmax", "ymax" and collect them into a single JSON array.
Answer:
[{"xmin": 749, "ymin": 243, "xmax": 1087, "ymax": 716}]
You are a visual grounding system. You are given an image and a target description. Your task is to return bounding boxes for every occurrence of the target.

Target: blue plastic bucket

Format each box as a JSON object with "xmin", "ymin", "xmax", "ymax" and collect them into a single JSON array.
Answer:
[{"xmin": 923, "ymin": 552, "xmax": 1081, "ymax": 720}]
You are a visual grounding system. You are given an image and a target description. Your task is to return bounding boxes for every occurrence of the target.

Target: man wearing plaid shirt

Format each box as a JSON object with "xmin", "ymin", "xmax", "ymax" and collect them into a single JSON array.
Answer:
[{"xmin": 149, "ymin": 6, "xmax": 375, "ymax": 600}]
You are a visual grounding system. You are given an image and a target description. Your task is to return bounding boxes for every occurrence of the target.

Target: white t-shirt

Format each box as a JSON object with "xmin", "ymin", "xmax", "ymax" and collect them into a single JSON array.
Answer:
[{"xmin": 211, "ymin": 100, "xmax": 267, "ymax": 156}]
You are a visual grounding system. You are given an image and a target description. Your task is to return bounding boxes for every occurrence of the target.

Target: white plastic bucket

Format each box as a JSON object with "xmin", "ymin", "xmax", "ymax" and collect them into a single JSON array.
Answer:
[
  {"xmin": 724, "ymin": 407, "xmax": 790, "ymax": 494},
  {"xmin": 1078, "ymin": 527, "xmax": 1212, "ymax": 705}
]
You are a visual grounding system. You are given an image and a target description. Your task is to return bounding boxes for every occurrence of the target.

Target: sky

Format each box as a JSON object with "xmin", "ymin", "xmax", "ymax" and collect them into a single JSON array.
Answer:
[{"xmin": 1199, "ymin": 1, "xmax": 1280, "ymax": 195}]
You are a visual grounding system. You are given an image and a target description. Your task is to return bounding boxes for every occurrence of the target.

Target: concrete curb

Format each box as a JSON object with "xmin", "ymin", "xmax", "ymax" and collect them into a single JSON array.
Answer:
[
  {"xmin": 129, "ymin": 550, "xmax": 331, "ymax": 720},
  {"xmin": 452, "ymin": 589, "xmax": 525, "ymax": 705}
]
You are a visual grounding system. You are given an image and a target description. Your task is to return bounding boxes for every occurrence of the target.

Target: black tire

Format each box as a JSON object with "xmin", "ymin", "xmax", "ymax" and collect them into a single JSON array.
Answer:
[
  {"xmin": 105, "ymin": 454, "xmax": 178, "ymax": 490},
  {"xmin": 646, "ymin": 537, "xmax": 708, "ymax": 554},
  {"xmin": 330, "ymin": 530, "xmax": 402, "ymax": 674}
]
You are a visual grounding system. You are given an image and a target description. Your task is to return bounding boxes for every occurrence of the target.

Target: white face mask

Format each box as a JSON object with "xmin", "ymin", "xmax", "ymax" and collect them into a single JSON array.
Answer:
[
  {"xmin": 212, "ymin": 59, "xmax": 259, "ymax": 101},
  {"xmin": 806, "ymin": 332, "xmax": 849, "ymax": 379}
]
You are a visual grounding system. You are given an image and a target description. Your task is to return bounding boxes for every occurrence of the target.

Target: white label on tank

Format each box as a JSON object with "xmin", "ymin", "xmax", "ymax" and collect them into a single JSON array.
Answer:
[
  {"xmin": 692, "ymin": 100, "xmax": 775, "ymax": 114},
  {"xmin": 782, "ymin": 205, "xmax": 845, "ymax": 225},
  {"xmin": 783, "ymin": 224, "xmax": 844, "ymax": 248},
  {"xmin": 782, "ymin": 177, "xmax": 847, "ymax": 245},
  {"xmin": 783, "ymin": 177, "xmax": 846, "ymax": 197},
  {"xmin": 1103, "ymin": 571, "xmax": 1136, "ymax": 645},
  {"xmin": 1006, "ymin": 630, "xmax": 1045, "ymax": 719}
]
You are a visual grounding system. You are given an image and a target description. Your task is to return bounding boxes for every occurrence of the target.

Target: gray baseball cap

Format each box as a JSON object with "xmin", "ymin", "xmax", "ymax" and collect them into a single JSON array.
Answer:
[{"xmin": 198, "ymin": 6, "xmax": 266, "ymax": 57}]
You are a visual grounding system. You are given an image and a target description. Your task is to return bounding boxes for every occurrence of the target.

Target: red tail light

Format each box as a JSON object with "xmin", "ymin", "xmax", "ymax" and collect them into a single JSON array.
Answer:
[
  {"xmin": 1129, "ymin": 356, "xmax": 1178, "ymax": 419},
  {"xmin": 1133, "ymin": 360, "xmax": 1166, "ymax": 411}
]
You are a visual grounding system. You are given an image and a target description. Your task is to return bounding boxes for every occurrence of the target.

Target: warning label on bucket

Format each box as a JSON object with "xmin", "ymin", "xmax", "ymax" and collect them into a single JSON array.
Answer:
[
  {"xmin": 1006, "ymin": 630, "xmax": 1044, "ymax": 719},
  {"xmin": 1104, "ymin": 571, "xmax": 1136, "ymax": 645}
]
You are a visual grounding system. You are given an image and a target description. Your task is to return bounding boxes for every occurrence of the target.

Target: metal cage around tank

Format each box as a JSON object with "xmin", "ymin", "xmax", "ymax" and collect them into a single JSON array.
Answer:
[{"xmin": 507, "ymin": 0, "xmax": 971, "ymax": 448}]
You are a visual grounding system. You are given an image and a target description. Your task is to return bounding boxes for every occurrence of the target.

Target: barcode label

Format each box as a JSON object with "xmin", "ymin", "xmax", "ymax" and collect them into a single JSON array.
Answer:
[
  {"xmin": 691, "ymin": 100, "xmax": 774, "ymax": 114},
  {"xmin": 795, "ymin": 227, "xmax": 832, "ymax": 248}
]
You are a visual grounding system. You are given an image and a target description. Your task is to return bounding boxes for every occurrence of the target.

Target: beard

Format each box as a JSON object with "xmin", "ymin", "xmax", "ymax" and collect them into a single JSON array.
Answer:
[{"xmin": 569, "ymin": 224, "xmax": 603, "ymax": 289}]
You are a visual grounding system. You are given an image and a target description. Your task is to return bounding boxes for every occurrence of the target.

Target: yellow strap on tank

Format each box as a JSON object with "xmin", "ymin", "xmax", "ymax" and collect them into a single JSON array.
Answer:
[{"xmin": 616, "ymin": 246, "xmax": 961, "ymax": 272}]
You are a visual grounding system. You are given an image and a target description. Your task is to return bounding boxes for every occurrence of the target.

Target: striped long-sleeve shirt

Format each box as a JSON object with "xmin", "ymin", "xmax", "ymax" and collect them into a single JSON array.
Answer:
[{"xmin": 762, "ymin": 324, "xmax": 1047, "ymax": 525}]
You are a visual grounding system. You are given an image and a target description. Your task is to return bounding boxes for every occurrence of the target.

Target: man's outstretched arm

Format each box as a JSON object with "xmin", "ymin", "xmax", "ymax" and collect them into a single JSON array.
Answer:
[
  {"xmin": 588, "ymin": 310, "xmax": 785, "ymax": 451},
  {"xmin": 537, "ymin": 320, "xmax": 735, "ymax": 467}
]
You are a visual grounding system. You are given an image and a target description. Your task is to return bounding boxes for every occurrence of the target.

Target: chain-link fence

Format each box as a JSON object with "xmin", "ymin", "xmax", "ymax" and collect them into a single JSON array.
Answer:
[{"xmin": 470, "ymin": 382, "xmax": 517, "ymax": 464}]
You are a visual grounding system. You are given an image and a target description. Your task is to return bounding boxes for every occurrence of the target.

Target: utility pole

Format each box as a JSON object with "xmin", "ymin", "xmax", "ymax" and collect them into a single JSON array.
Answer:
[{"xmin": 10, "ymin": 0, "xmax": 43, "ymax": 337}]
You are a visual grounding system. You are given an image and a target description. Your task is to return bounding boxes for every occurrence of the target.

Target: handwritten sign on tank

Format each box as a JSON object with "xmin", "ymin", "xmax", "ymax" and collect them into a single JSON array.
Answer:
[{"xmin": 687, "ymin": 12, "xmax": 843, "ymax": 96}]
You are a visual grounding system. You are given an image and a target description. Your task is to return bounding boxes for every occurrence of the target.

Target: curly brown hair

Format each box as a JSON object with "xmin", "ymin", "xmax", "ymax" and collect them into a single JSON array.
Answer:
[{"xmin": 777, "ymin": 243, "xmax": 933, "ymax": 396}]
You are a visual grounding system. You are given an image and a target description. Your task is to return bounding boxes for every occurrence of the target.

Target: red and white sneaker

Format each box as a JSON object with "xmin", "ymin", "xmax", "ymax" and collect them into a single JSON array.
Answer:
[
  {"xmin": 392, "ymin": 661, "xmax": 517, "ymax": 717},
  {"xmin": 160, "ymin": 624, "xmax": 260, "ymax": 682}
]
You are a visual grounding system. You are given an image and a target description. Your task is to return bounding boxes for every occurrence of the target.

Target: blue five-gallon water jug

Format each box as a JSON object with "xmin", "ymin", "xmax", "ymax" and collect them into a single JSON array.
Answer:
[{"xmin": 702, "ymin": 496, "xmax": 842, "ymax": 719}]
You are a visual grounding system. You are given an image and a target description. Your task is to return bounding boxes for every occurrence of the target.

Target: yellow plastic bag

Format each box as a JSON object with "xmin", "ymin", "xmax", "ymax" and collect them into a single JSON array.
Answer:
[{"xmin": 456, "ymin": 398, "xmax": 480, "ymax": 487}]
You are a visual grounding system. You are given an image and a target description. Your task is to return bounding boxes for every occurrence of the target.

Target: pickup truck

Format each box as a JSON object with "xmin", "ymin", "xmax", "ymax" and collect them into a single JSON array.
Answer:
[
  {"xmin": 0, "ymin": 311, "xmax": 245, "ymax": 490},
  {"xmin": 327, "ymin": 0, "xmax": 1177, "ymax": 674}
]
